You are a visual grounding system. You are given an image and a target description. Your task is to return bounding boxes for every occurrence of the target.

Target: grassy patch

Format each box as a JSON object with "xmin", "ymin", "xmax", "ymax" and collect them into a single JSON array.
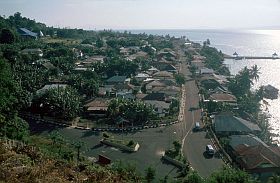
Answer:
[
  {"xmin": 104, "ymin": 135, "xmax": 137, "ymax": 148},
  {"xmin": 41, "ymin": 37, "xmax": 81, "ymax": 45}
]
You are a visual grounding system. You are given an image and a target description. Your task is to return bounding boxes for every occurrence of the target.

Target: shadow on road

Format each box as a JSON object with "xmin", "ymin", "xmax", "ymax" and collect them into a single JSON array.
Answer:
[
  {"xmin": 91, "ymin": 143, "xmax": 103, "ymax": 150},
  {"xmin": 203, "ymin": 151, "xmax": 214, "ymax": 159},
  {"xmin": 28, "ymin": 120, "xmax": 63, "ymax": 135},
  {"xmin": 82, "ymin": 130, "xmax": 100, "ymax": 138}
]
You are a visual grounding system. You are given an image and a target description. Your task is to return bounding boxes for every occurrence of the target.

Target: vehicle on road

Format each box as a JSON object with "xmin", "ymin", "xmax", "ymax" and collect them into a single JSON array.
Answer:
[
  {"xmin": 206, "ymin": 145, "xmax": 215, "ymax": 156},
  {"xmin": 194, "ymin": 122, "xmax": 200, "ymax": 131}
]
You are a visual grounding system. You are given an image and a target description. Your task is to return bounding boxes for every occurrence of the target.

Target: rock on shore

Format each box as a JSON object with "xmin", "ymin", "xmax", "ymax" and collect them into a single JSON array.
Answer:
[{"xmin": 263, "ymin": 85, "xmax": 279, "ymax": 100}]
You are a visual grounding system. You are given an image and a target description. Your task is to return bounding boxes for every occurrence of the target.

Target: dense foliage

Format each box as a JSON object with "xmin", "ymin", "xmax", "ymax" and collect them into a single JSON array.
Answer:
[
  {"xmin": 36, "ymin": 86, "xmax": 81, "ymax": 120},
  {"xmin": 200, "ymin": 45, "xmax": 230, "ymax": 76},
  {"xmin": 0, "ymin": 59, "xmax": 29, "ymax": 141},
  {"xmin": 107, "ymin": 98, "xmax": 155, "ymax": 125}
]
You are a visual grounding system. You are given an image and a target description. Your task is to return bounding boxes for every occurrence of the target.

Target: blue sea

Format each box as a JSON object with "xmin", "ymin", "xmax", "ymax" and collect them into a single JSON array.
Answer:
[{"xmin": 129, "ymin": 29, "xmax": 280, "ymax": 143}]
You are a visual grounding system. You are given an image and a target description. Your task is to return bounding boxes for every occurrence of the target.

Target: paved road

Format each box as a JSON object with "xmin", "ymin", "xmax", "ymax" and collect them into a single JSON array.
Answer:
[
  {"xmin": 28, "ymin": 119, "xmax": 183, "ymax": 179},
  {"xmin": 179, "ymin": 59, "xmax": 224, "ymax": 178}
]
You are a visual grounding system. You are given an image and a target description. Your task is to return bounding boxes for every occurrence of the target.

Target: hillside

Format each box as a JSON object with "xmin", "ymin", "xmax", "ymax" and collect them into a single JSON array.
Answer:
[{"xmin": 0, "ymin": 139, "xmax": 141, "ymax": 183}]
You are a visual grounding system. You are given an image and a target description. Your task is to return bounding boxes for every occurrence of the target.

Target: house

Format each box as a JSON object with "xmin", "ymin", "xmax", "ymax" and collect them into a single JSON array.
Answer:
[
  {"xmin": 200, "ymin": 68, "xmax": 214, "ymax": 75},
  {"xmin": 157, "ymin": 49, "xmax": 177, "ymax": 59},
  {"xmin": 36, "ymin": 59, "xmax": 56, "ymax": 70},
  {"xmin": 84, "ymin": 98, "xmax": 109, "ymax": 117},
  {"xmin": 72, "ymin": 48, "xmax": 83, "ymax": 58},
  {"xmin": 208, "ymin": 93, "xmax": 237, "ymax": 103},
  {"xmin": 114, "ymin": 84, "xmax": 134, "ymax": 99},
  {"xmin": 135, "ymin": 73, "xmax": 150, "ymax": 82},
  {"xmin": 153, "ymin": 71, "xmax": 174, "ymax": 80},
  {"xmin": 228, "ymin": 134, "xmax": 280, "ymax": 179},
  {"xmin": 21, "ymin": 48, "xmax": 43, "ymax": 57},
  {"xmin": 116, "ymin": 92, "xmax": 135, "ymax": 100},
  {"xmin": 145, "ymin": 79, "xmax": 176, "ymax": 93},
  {"xmin": 144, "ymin": 100, "xmax": 170, "ymax": 117},
  {"xmin": 142, "ymin": 93, "xmax": 166, "ymax": 101},
  {"xmin": 193, "ymin": 55, "xmax": 206, "ymax": 60},
  {"xmin": 200, "ymin": 78, "xmax": 220, "ymax": 91},
  {"xmin": 213, "ymin": 113, "xmax": 261, "ymax": 136},
  {"xmin": 120, "ymin": 46, "xmax": 140, "ymax": 56},
  {"xmin": 191, "ymin": 60, "xmax": 205, "ymax": 69},
  {"xmin": 126, "ymin": 51, "xmax": 148, "ymax": 61},
  {"xmin": 229, "ymin": 134, "xmax": 268, "ymax": 152},
  {"xmin": 152, "ymin": 86, "xmax": 180, "ymax": 97},
  {"xmin": 155, "ymin": 62, "xmax": 177, "ymax": 73},
  {"xmin": 233, "ymin": 144, "xmax": 280, "ymax": 178},
  {"xmin": 106, "ymin": 76, "xmax": 127, "ymax": 85},
  {"xmin": 18, "ymin": 28, "xmax": 37, "ymax": 39},
  {"xmin": 36, "ymin": 84, "xmax": 67, "ymax": 95},
  {"xmin": 212, "ymin": 74, "xmax": 229, "ymax": 85},
  {"xmin": 80, "ymin": 56, "xmax": 105, "ymax": 67},
  {"xmin": 147, "ymin": 66, "xmax": 159, "ymax": 74},
  {"xmin": 41, "ymin": 62, "xmax": 55, "ymax": 70},
  {"xmin": 73, "ymin": 67, "xmax": 89, "ymax": 72},
  {"xmin": 135, "ymin": 93, "xmax": 148, "ymax": 100},
  {"xmin": 97, "ymin": 87, "xmax": 107, "ymax": 97}
]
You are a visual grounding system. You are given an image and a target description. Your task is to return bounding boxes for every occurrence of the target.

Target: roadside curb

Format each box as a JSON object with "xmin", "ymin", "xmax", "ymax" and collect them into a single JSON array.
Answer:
[
  {"xmin": 100, "ymin": 139, "xmax": 140, "ymax": 152},
  {"xmin": 19, "ymin": 112, "xmax": 181, "ymax": 132}
]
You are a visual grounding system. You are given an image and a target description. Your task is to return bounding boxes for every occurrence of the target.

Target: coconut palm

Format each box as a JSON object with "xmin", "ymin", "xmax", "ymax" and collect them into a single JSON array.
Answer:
[{"xmin": 250, "ymin": 65, "xmax": 260, "ymax": 81}]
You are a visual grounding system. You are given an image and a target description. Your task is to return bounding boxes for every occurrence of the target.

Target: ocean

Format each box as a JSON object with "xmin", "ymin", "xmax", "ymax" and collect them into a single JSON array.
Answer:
[{"xmin": 129, "ymin": 29, "xmax": 280, "ymax": 143}]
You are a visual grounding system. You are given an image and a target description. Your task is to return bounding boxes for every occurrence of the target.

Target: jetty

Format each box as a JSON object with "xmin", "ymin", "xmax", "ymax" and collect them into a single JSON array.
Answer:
[{"xmin": 224, "ymin": 52, "xmax": 280, "ymax": 60}]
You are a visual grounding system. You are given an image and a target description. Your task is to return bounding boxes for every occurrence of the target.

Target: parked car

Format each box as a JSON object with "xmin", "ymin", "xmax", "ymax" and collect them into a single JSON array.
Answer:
[{"xmin": 206, "ymin": 144, "xmax": 215, "ymax": 156}]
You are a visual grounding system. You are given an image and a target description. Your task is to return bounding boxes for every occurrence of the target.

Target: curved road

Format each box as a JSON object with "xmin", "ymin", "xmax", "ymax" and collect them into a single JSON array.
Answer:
[{"xmin": 179, "ymin": 54, "xmax": 224, "ymax": 177}]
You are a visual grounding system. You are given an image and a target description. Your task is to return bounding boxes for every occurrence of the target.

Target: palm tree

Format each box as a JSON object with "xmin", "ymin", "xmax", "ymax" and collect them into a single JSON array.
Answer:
[
  {"xmin": 72, "ymin": 140, "xmax": 85, "ymax": 162},
  {"xmin": 145, "ymin": 166, "xmax": 156, "ymax": 183},
  {"xmin": 250, "ymin": 65, "xmax": 260, "ymax": 81}
]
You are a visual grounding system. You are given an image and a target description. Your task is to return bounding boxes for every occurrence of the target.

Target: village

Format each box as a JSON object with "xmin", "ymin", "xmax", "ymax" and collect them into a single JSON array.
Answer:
[{"xmin": 0, "ymin": 13, "xmax": 280, "ymax": 182}]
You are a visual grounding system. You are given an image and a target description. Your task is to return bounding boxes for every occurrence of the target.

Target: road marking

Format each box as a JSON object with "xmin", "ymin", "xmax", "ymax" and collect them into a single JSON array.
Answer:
[{"xmin": 181, "ymin": 111, "xmax": 195, "ymax": 154}]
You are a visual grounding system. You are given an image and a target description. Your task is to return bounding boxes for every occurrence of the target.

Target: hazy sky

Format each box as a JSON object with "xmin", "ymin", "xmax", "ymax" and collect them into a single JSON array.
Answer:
[{"xmin": 1, "ymin": 0, "xmax": 280, "ymax": 29}]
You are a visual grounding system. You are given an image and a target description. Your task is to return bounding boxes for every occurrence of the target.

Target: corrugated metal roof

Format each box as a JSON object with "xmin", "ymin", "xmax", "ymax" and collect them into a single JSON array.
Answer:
[
  {"xmin": 214, "ymin": 114, "xmax": 261, "ymax": 133},
  {"xmin": 19, "ymin": 28, "xmax": 37, "ymax": 38}
]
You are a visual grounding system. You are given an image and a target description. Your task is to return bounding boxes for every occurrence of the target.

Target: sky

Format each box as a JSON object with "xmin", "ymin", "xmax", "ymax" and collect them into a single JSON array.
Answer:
[{"xmin": 1, "ymin": 0, "xmax": 280, "ymax": 30}]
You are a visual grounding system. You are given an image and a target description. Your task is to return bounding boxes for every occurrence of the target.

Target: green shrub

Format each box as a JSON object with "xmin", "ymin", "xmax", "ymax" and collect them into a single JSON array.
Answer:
[{"xmin": 103, "ymin": 132, "xmax": 110, "ymax": 138}]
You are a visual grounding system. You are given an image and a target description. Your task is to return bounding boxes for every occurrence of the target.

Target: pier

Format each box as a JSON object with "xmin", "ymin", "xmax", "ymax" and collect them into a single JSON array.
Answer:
[{"xmin": 224, "ymin": 55, "xmax": 280, "ymax": 60}]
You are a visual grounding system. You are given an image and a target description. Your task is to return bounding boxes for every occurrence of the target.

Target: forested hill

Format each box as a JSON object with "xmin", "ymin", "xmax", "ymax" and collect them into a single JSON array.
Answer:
[{"xmin": 0, "ymin": 12, "xmax": 97, "ymax": 39}]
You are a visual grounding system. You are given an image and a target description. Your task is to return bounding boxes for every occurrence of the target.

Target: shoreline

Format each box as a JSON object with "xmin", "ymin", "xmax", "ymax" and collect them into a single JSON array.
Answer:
[{"xmin": 223, "ymin": 58, "xmax": 280, "ymax": 145}]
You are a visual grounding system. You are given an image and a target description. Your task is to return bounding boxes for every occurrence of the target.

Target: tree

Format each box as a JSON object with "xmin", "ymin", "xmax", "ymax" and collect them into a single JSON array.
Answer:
[
  {"xmin": 145, "ymin": 166, "xmax": 156, "ymax": 183},
  {"xmin": 173, "ymin": 140, "xmax": 182, "ymax": 155},
  {"xmin": 96, "ymin": 38, "xmax": 104, "ymax": 48},
  {"xmin": 107, "ymin": 98, "xmax": 154, "ymax": 125},
  {"xmin": 0, "ymin": 28, "xmax": 15, "ymax": 44},
  {"xmin": 72, "ymin": 140, "xmax": 85, "ymax": 162},
  {"xmin": 0, "ymin": 114, "xmax": 29, "ymax": 141},
  {"xmin": 175, "ymin": 73, "xmax": 186, "ymax": 85},
  {"xmin": 189, "ymin": 65, "xmax": 197, "ymax": 77},
  {"xmin": 228, "ymin": 66, "xmax": 253, "ymax": 97},
  {"xmin": 250, "ymin": 65, "xmax": 260, "ymax": 81},
  {"xmin": 40, "ymin": 86, "xmax": 81, "ymax": 120},
  {"xmin": 49, "ymin": 130, "xmax": 65, "ymax": 154},
  {"xmin": 0, "ymin": 59, "xmax": 28, "ymax": 114},
  {"xmin": 183, "ymin": 171, "xmax": 204, "ymax": 183},
  {"xmin": 268, "ymin": 175, "xmax": 280, "ymax": 183},
  {"xmin": 83, "ymin": 79, "xmax": 99, "ymax": 98},
  {"xmin": 208, "ymin": 167, "xmax": 256, "ymax": 183}
]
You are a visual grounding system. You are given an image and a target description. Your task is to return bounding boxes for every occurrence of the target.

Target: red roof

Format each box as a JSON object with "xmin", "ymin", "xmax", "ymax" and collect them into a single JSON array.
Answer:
[{"xmin": 235, "ymin": 144, "xmax": 280, "ymax": 170}]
